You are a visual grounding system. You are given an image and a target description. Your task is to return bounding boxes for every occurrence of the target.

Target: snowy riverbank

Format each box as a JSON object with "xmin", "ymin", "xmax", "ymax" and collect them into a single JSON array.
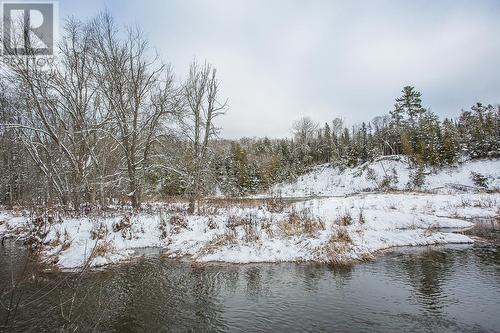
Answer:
[
  {"xmin": 1, "ymin": 191, "xmax": 497, "ymax": 270},
  {"xmin": 265, "ymin": 157, "xmax": 500, "ymax": 198}
]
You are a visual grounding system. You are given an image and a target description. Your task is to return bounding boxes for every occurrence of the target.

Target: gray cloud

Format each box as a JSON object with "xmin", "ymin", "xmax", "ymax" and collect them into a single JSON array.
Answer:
[{"xmin": 61, "ymin": 0, "xmax": 500, "ymax": 138}]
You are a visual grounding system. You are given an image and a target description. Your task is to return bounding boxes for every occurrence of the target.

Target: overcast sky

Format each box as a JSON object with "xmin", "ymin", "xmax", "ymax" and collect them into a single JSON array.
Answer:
[{"xmin": 61, "ymin": 0, "xmax": 500, "ymax": 139}]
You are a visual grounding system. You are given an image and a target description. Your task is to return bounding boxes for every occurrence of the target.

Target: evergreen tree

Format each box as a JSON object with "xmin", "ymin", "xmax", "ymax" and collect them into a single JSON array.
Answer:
[
  {"xmin": 439, "ymin": 118, "xmax": 458, "ymax": 165},
  {"xmin": 394, "ymin": 86, "xmax": 425, "ymax": 127},
  {"xmin": 323, "ymin": 122, "xmax": 333, "ymax": 163}
]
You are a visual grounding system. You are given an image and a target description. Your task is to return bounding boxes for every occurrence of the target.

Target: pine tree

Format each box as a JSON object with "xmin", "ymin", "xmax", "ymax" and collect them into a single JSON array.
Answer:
[
  {"xmin": 439, "ymin": 118, "xmax": 458, "ymax": 165},
  {"xmin": 394, "ymin": 86, "xmax": 425, "ymax": 127},
  {"xmin": 359, "ymin": 122, "xmax": 369, "ymax": 162}
]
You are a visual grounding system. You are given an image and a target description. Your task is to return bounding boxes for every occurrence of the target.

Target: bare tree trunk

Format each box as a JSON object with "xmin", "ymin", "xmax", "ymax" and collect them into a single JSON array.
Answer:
[{"xmin": 183, "ymin": 61, "xmax": 227, "ymax": 214}]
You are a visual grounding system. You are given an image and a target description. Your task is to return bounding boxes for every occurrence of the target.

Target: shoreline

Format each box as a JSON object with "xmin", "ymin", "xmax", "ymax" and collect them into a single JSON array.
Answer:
[{"xmin": 1, "ymin": 191, "xmax": 496, "ymax": 270}]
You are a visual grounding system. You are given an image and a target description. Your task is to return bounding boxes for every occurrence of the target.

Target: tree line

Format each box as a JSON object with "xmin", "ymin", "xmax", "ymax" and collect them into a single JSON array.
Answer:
[
  {"xmin": 0, "ymin": 13, "xmax": 498, "ymax": 207},
  {"xmin": 199, "ymin": 87, "xmax": 498, "ymax": 196}
]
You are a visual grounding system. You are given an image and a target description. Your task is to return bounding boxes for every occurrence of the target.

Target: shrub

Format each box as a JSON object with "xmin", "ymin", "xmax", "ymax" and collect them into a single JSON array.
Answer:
[
  {"xmin": 381, "ymin": 168, "xmax": 399, "ymax": 190},
  {"xmin": 335, "ymin": 212, "xmax": 353, "ymax": 226},
  {"xmin": 170, "ymin": 214, "xmax": 188, "ymax": 227},
  {"xmin": 207, "ymin": 217, "xmax": 217, "ymax": 230},
  {"xmin": 112, "ymin": 215, "xmax": 134, "ymax": 240},
  {"xmin": 365, "ymin": 167, "xmax": 377, "ymax": 185},
  {"xmin": 424, "ymin": 223, "xmax": 438, "ymax": 236},
  {"xmin": 460, "ymin": 197, "xmax": 471, "ymax": 207},
  {"xmin": 261, "ymin": 218, "xmax": 274, "ymax": 238},
  {"xmin": 50, "ymin": 229, "xmax": 71, "ymax": 251},
  {"xmin": 224, "ymin": 214, "xmax": 261, "ymax": 242},
  {"xmin": 471, "ymin": 172, "xmax": 489, "ymax": 188},
  {"xmin": 407, "ymin": 165, "xmax": 426, "ymax": 189},
  {"xmin": 112, "ymin": 215, "xmax": 132, "ymax": 232},
  {"xmin": 25, "ymin": 215, "xmax": 51, "ymax": 250},
  {"xmin": 170, "ymin": 214, "xmax": 188, "ymax": 234}
]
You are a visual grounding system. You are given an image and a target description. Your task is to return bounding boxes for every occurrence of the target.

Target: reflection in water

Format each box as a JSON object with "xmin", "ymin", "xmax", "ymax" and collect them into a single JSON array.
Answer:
[
  {"xmin": 245, "ymin": 267, "xmax": 262, "ymax": 297},
  {"xmin": 0, "ymin": 224, "xmax": 499, "ymax": 333},
  {"xmin": 397, "ymin": 249, "xmax": 453, "ymax": 315},
  {"xmin": 329, "ymin": 264, "xmax": 354, "ymax": 287},
  {"xmin": 104, "ymin": 261, "xmax": 228, "ymax": 332}
]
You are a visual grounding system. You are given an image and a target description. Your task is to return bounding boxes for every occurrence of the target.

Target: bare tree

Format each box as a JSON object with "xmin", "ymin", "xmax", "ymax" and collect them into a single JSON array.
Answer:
[
  {"xmin": 180, "ymin": 60, "xmax": 227, "ymax": 213},
  {"xmin": 1, "ymin": 17, "xmax": 104, "ymax": 208},
  {"xmin": 90, "ymin": 13, "xmax": 177, "ymax": 209},
  {"xmin": 292, "ymin": 117, "xmax": 318, "ymax": 144}
]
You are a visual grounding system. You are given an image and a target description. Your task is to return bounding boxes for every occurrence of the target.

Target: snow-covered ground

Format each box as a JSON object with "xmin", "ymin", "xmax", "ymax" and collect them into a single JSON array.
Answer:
[
  {"xmin": 1, "ymin": 191, "xmax": 497, "ymax": 269},
  {"xmin": 264, "ymin": 157, "xmax": 500, "ymax": 198}
]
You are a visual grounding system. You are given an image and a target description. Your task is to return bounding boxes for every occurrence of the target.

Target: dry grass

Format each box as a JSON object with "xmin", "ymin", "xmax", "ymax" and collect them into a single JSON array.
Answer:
[
  {"xmin": 203, "ymin": 198, "xmax": 264, "ymax": 211},
  {"xmin": 225, "ymin": 215, "xmax": 253, "ymax": 230},
  {"xmin": 224, "ymin": 214, "xmax": 261, "ymax": 242},
  {"xmin": 264, "ymin": 192, "xmax": 288, "ymax": 213},
  {"xmin": 164, "ymin": 203, "xmax": 189, "ymax": 214},
  {"xmin": 334, "ymin": 227, "xmax": 352, "ymax": 243},
  {"xmin": 320, "ymin": 227, "xmax": 354, "ymax": 265},
  {"xmin": 199, "ymin": 229, "xmax": 237, "ymax": 255},
  {"xmin": 243, "ymin": 221, "xmax": 260, "ymax": 243},
  {"xmin": 279, "ymin": 209, "xmax": 325, "ymax": 236},
  {"xmin": 424, "ymin": 223, "xmax": 438, "ymax": 236},
  {"xmin": 335, "ymin": 211, "xmax": 353, "ymax": 226},
  {"xmin": 261, "ymin": 218, "xmax": 274, "ymax": 238},
  {"xmin": 476, "ymin": 197, "xmax": 496, "ymax": 208},
  {"xmin": 197, "ymin": 205, "xmax": 220, "ymax": 216},
  {"xmin": 458, "ymin": 196, "xmax": 497, "ymax": 209},
  {"xmin": 93, "ymin": 240, "xmax": 114, "ymax": 257},
  {"xmin": 144, "ymin": 197, "xmax": 284, "ymax": 217}
]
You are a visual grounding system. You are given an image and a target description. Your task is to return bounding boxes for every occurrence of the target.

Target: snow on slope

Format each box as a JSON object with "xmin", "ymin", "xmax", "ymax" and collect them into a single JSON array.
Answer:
[
  {"xmin": 268, "ymin": 156, "xmax": 500, "ymax": 198},
  {"xmin": 2, "ymin": 192, "xmax": 496, "ymax": 269}
]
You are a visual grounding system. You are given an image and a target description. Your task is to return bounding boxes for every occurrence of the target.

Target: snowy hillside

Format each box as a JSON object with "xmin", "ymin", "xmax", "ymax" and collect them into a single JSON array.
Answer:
[{"xmin": 267, "ymin": 156, "xmax": 500, "ymax": 198}]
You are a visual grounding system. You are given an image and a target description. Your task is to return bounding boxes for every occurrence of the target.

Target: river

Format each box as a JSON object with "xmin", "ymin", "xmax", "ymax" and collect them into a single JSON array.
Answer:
[{"xmin": 1, "ymin": 220, "xmax": 499, "ymax": 332}]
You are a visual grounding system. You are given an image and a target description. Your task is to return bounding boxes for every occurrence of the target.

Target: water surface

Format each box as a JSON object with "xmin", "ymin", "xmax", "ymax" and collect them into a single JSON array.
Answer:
[{"xmin": 1, "ymin": 221, "xmax": 499, "ymax": 332}]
